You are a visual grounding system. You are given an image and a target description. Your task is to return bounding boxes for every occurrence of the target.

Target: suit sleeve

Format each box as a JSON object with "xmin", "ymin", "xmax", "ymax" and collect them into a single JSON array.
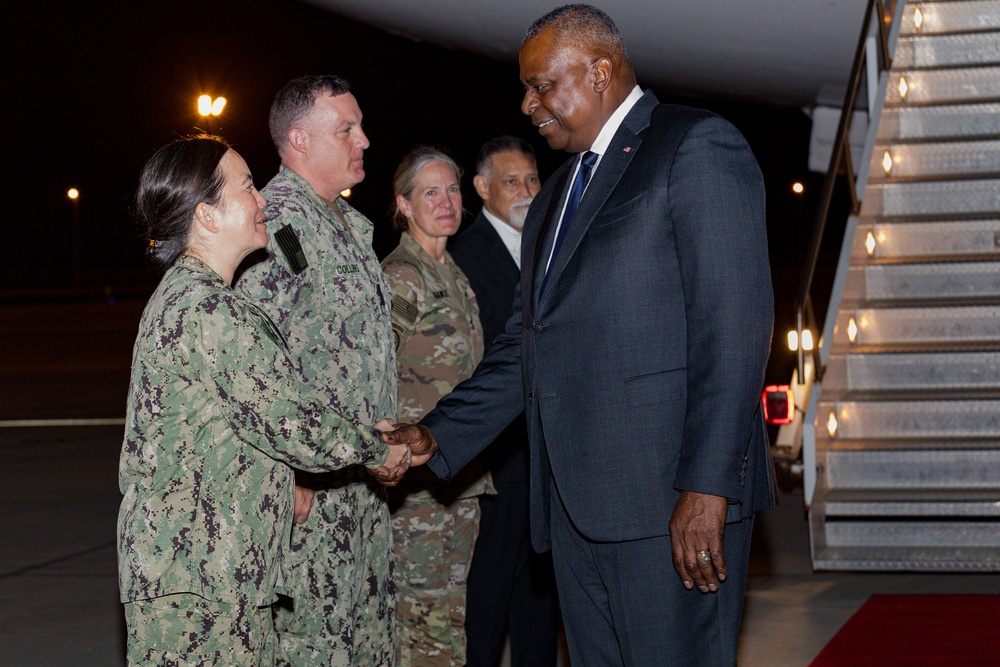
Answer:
[
  {"xmin": 422, "ymin": 282, "xmax": 526, "ymax": 480},
  {"xmin": 668, "ymin": 116, "xmax": 774, "ymax": 502}
]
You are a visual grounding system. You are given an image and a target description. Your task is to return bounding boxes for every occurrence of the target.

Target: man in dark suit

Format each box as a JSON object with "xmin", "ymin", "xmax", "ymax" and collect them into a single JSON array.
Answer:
[
  {"xmin": 385, "ymin": 5, "xmax": 775, "ymax": 664},
  {"xmin": 449, "ymin": 136, "xmax": 559, "ymax": 666}
]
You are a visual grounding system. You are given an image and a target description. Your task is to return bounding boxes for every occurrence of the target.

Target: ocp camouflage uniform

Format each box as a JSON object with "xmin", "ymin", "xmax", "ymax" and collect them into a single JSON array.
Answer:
[
  {"xmin": 236, "ymin": 166, "xmax": 398, "ymax": 667},
  {"xmin": 118, "ymin": 255, "xmax": 390, "ymax": 666},
  {"xmin": 382, "ymin": 232, "xmax": 496, "ymax": 667}
]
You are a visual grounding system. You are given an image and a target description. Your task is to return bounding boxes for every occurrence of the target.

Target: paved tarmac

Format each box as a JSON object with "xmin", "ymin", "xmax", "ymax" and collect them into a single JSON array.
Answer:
[{"xmin": 2, "ymin": 298, "xmax": 999, "ymax": 666}]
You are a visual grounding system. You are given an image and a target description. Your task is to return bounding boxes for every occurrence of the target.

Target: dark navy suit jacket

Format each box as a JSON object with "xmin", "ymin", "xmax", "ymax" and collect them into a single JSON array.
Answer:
[{"xmin": 424, "ymin": 91, "xmax": 776, "ymax": 552}]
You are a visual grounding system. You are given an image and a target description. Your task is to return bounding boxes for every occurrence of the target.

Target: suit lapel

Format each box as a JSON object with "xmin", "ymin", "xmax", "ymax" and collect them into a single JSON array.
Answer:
[
  {"xmin": 475, "ymin": 215, "xmax": 519, "ymax": 285},
  {"xmin": 538, "ymin": 93, "xmax": 657, "ymax": 306},
  {"xmin": 524, "ymin": 162, "xmax": 573, "ymax": 309}
]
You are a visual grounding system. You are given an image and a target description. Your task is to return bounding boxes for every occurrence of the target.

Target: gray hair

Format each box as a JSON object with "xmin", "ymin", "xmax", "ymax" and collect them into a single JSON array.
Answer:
[
  {"xmin": 269, "ymin": 75, "xmax": 351, "ymax": 158},
  {"xmin": 522, "ymin": 4, "xmax": 630, "ymax": 73},
  {"xmin": 391, "ymin": 146, "xmax": 463, "ymax": 232},
  {"xmin": 476, "ymin": 136, "xmax": 536, "ymax": 180}
]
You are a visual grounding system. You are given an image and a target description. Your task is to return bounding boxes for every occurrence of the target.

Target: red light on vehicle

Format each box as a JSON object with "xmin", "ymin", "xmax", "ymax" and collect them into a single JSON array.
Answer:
[{"xmin": 762, "ymin": 385, "xmax": 795, "ymax": 425}]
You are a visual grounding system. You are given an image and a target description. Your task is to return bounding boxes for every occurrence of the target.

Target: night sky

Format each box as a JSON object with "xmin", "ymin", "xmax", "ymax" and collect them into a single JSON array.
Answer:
[{"xmin": 4, "ymin": 0, "xmax": 825, "ymax": 344}]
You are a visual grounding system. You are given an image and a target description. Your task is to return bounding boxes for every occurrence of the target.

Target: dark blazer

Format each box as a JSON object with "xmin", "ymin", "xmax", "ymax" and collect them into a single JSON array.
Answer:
[
  {"xmin": 424, "ymin": 90, "xmax": 776, "ymax": 552},
  {"xmin": 447, "ymin": 212, "xmax": 529, "ymax": 483}
]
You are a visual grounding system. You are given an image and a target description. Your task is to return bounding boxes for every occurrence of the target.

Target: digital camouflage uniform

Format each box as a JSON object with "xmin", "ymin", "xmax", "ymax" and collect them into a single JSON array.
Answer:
[
  {"xmin": 382, "ymin": 232, "xmax": 495, "ymax": 667},
  {"xmin": 118, "ymin": 255, "xmax": 389, "ymax": 666},
  {"xmin": 236, "ymin": 166, "xmax": 398, "ymax": 667}
]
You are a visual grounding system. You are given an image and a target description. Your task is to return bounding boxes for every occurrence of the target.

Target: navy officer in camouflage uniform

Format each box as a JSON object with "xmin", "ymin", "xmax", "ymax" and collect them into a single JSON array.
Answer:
[
  {"xmin": 236, "ymin": 75, "xmax": 400, "ymax": 666},
  {"xmin": 119, "ymin": 135, "xmax": 412, "ymax": 666},
  {"xmin": 382, "ymin": 147, "xmax": 496, "ymax": 666}
]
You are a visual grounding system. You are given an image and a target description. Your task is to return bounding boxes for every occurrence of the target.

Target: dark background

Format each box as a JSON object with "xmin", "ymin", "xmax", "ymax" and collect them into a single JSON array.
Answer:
[{"xmin": 3, "ymin": 0, "xmax": 839, "ymax": 383}]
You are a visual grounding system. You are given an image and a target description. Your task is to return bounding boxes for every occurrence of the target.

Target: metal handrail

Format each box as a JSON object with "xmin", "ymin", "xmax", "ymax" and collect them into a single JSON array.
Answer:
[{"xmin": 795, "ymin": 0, "xmax": 895, "ymax": 382}]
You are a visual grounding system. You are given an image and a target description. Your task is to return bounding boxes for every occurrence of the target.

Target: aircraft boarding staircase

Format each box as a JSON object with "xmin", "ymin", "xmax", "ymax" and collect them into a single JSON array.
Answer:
[{"xmin": 793, "ymin": 0, "xmax": 1000, "ymax": 570}]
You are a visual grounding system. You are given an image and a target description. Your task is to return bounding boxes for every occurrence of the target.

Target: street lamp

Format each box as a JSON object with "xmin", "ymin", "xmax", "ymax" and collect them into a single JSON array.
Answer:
[
  {"xmin": 197, "ymin": 95, "xmax": 226, "ymax": 116},
  {"xmin": 68, "ymin": 188, "xmax": 81, "ymax": 289}
]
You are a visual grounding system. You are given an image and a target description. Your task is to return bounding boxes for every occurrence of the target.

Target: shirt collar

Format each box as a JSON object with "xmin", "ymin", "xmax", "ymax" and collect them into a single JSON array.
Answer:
[
  {"xmin": 480, "ymin": 209, "xmax": 522, "ymax": 267},
  {"xmin": 589, "ymin": 85, "xmax": 644, "ymax": 158}
]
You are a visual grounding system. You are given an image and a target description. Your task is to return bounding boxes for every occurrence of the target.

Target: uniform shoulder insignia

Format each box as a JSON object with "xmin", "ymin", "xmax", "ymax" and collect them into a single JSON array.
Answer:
[
  {"xmin": 391, "ymin": 294, "xmax": 419, "ymax": 325},
  {"xmin": 274, "ymin": 224, "xmax": 308, "ymax": 274}
]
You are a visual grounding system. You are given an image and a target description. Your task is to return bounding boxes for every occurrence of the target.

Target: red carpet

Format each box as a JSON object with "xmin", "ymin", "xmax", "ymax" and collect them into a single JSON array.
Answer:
[{"xmin": 809, "ymin": 594, "xmax": 1000, "ymax": 666}]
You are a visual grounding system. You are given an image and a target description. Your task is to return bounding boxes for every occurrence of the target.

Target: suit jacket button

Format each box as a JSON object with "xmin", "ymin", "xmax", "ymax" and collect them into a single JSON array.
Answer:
[
  {"xmin": 533, "ymin": 321, "xmax": 543, "ymax": 332},
  {"xmin": 528, "ymin": 392, "xmax": 533, "ymax": 405}
]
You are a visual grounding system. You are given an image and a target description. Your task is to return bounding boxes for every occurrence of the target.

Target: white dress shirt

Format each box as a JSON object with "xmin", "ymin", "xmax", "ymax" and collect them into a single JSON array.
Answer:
[
  {"xmin": 481, "ymin": 208, "xmax": 522, "ymax": 269},
  {"xmin": 544, "ymin": 85, "xmax": 645, "ymax": 274}
]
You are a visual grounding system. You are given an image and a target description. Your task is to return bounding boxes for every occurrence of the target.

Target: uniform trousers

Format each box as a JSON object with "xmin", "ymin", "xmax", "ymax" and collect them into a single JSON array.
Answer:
[
  {"xmin": 274, "ymin": 476, "xmax": 395, "ymax": 667},
  {"xmin": 124, "ymin": 592, "xmax": 273, "ymax": 666},
  {"xmin": 391, "ymin": 496, "xmax": 481, "ymax": 666}
]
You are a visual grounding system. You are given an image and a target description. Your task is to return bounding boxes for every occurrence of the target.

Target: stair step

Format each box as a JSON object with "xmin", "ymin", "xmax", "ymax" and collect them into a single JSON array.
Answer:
[
  {"xmin": 813, "ymin": 545, "xmax": 1000, "ymax": 571},
  {"xmin": 896, "ymin": 31, "xmax": 1000, "ymax": 69},
  {"xmin": 844, "ymin": 349, "xmax": 1000, "ymax": 389},
  {"xmin": 862, "ymin": 261, "xmax": 1000, "ymax": 299},
  {"xmin": 900, "ymin": 1, "xmax": 1000, "ymax": 35},
  {"xmin": 864, "ymin": 220, "xmax": 1000, "ymax": 257},
  {"xmin": 868, "ymin": 180, "xmax": 1000, "ymax": 218},
  {"xmin": 876, "ymin": 140, "xmax": 1000, "ymax": 179},
  {"xmin": 826, "ymin": 447, "xmax": 1000, "ymax": 488},
  {"xmin": 824, "ymin": 519, "xmax": 1000, "ymax": 548},
  {"xmin": 846, "ymin": 304, "xmax": 1000, "ymax": 344},
  {"xmin": 826, "ymin": 398, "xmax": 1000, "ymax": 438},
  {"xmin": 824, "ymin": 488, "xmax": 1000, "ymax": 516},
  {"xmin": 881, "ymin": 103, "xmax": 1000, "ymax": 141},
  {"xmin": 887, "ymin": 68, "xmax": 1000, "ymax": 105}
]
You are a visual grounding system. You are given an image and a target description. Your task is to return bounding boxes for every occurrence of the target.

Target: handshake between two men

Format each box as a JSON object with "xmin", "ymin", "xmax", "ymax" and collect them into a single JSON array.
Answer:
[{"xmin": 369, "ymin": 420, "xmax": 440, "ymax": 487}]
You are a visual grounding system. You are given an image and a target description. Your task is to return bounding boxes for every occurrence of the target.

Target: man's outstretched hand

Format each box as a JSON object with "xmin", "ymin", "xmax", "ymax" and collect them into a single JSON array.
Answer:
[
  {"xmin": 366, "ymin": 418, "xmax": 411, "ymax": 487},
  {"xmin": 366, "ymin": 422, "xmax": 437, "ymax": 486},
  {"xmin": 384, "ymin": 423, "xmax": 438, "ymax": 465}
]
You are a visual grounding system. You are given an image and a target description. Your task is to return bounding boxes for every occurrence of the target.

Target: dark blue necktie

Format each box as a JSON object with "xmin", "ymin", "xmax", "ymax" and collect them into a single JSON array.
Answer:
[{"xmin": 542, "ymin": 151, "xmax": 598, "ymax": 292}]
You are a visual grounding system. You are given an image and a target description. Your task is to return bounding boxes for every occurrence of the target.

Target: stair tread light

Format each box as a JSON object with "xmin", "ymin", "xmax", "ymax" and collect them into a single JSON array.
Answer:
[
  {"xmin": 899, "ymin": 76, "xmax": 908, "ymax": 100},
  {"xmin": 847, "ymin": 316, "xmax": 858, "ymax": 343},
  {"xmin": 762, "ymin": 385, "xmax": 795, "ymax": 425},
  {"xmin": 866, "ymin": 230, "xmax": 877, "ymax": 256},
  {"xmin": 882, "ymin": 150, "xmax": 893, "ymax": 175},
  {"xmin": 914, "ymin": 6, "xmax": 923, "ymax": 30},
  {"xmin": 827, "ymin": 410, "xmax": 838, "ymax": 437},
  {"xmin": 792, "ymin": 182, "xmax": 804, "ymax": 194}
]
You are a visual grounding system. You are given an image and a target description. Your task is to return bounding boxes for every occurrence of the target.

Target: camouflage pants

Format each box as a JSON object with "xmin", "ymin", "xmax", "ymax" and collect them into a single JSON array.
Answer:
[
  {"xmin": 274, "ymin": 475, "xmax": 395, "ymax": 666},
  {"xmin": 391, "ymin": 497, "xmax": 481, "ymax": 667},
  {"xmin": 124, "ymin": 593, "xmax": 274, "ymax": 666}
]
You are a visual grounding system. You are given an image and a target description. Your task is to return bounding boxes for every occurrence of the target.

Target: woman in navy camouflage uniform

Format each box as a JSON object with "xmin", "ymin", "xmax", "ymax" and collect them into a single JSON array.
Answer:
[{"xmin": 118, "ymin": 135, "xmax": 409, "ymax": 666}]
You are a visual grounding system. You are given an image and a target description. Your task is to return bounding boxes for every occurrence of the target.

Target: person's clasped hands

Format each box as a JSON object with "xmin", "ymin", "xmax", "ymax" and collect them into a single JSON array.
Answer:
[{"xmin": 366, "ymin": 421, "xmax": 439, "ymax": 486}]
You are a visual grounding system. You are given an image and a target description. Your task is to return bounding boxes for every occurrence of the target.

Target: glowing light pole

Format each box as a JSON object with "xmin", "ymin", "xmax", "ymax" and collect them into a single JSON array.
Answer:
[{"xmin": 68, "ymin": 188, "xmax": 81, "ymax": 289}]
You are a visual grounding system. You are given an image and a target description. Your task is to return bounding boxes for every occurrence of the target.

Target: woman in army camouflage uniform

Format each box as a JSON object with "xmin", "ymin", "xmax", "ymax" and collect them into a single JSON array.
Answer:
[
  {"xmin": 118, "ymin": 135, "xmax": 409, "ymax": 666},
  {"xmin": 382, "ymin": 147, "xmax": 496, "ymax": 666}
]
